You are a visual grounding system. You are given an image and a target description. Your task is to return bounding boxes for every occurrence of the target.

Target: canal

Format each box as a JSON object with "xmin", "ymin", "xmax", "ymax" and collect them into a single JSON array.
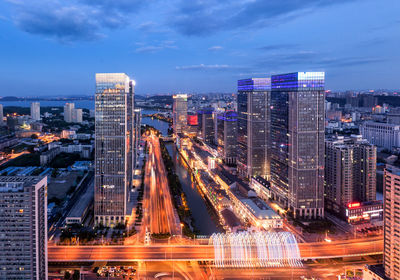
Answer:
[{"xmin": 142, "ymin": 110, "xmax": 220, "ymax": 235}]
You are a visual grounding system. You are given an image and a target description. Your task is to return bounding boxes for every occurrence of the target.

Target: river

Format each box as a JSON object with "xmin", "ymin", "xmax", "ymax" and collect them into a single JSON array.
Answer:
[{"xmin": 142, "ymin": 111, "xmax": 220, "ymax": 235}]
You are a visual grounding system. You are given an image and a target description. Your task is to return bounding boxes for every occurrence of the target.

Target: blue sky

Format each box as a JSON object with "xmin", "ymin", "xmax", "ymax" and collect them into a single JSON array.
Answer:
[{"xmin": 0, "ymin": 0, "xmax": 399, "ymax": 96}]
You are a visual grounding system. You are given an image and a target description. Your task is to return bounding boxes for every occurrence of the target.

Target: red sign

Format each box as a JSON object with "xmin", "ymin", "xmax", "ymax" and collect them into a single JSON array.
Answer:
[
  {"xmin": 187, "ymin": 115, "xmax": 198, "ymax": 126},
  {"xmin": 348, "ymin": 202, "xmax": 360, "ymax": 209}
]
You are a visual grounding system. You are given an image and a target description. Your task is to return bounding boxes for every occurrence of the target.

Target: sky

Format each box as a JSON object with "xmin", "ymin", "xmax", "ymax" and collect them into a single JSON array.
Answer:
[{"xmin": 0, "ymin": 0, "xmax": 399, "ymax": 96}]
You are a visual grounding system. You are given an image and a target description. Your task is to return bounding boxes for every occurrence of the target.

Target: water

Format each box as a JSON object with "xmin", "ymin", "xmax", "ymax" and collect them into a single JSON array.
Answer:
[
  {"xmin": 166, "ymin": 143, "xmax": 220, "ymax": 235},
  {"xmin": 141, "ymin": 109, "xmax": 171, "ymax": 136}
]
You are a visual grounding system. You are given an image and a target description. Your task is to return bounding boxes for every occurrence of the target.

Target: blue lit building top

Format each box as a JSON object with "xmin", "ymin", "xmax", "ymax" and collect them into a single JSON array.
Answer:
[
  {"xmin": 217, "ymin": 111, "xmax": 238, "ymax": 121},
  {"xmin": 238, "ymin": 78, "xmax": 271, "ymax": 91},
  {"xmin": 271, "ymin": 72, "xmax": 325, "ymax": 90}
]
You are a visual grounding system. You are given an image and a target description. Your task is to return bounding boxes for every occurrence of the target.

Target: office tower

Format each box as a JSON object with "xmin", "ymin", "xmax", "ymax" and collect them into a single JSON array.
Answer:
[
  {"xmin": 133, "ymin": 108, "xmax": 141, "ymax": 168},
  {"xmin": 172, "ymin": 94, "xmax": 188, "ymax": 134},
  {"xmin": 199, "ymin": 108, "xmax": 214, "ymax": 144},
  {"xmin": 186, "ymin": 112, "xmax": 198, "ymax": 135},
  {"xmin": 0, "ymin": 176, "xmax": 48, "ymax": 280},
  {"xmin": 72, "ymin": 108, "xmax": 83, "ymax": 123},
  {"xmin": 360, "ymin": 121, "xmax": 400, "ymax": 151},
  {"xmin": 94, "ymin": 73, "xmax": 135, "ymax": 226},
  {"xmin": 217, "ymin": 111, "xmax": 237, "ymax": 165},
  {"xmin": 237, "ymin": 78, "xmax": 270, "ymax": 178},
  {"xmin": 30, "ymin": 102, "xmax": 40, "ymax": 120},
  {"xmin": 384, "ymin": 165, "xmax": 400, "ymax": 279},
  {"xmin": 325, "ymin": 135, "xmax": 377, "ymax": 214},
  {"xmin": 270, "ymin": 72, "xmax": 325, "ymax": 219},
  {"xmin": 0, "ymin": 104, "xmax": 3, "ymax": 125},
  {"xmin": 64, "ymin": 103, "xmax": 75, "ymax": 122}
]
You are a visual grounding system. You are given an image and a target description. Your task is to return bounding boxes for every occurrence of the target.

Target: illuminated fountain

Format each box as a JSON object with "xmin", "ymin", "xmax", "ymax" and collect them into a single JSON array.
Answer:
[{"xmin": 209, "ymin": 232, "xmax": 302, "ymax": 268}]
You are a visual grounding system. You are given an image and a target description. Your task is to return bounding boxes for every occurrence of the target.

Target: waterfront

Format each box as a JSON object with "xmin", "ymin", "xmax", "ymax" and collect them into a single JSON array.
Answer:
[{"xmin": 143, "ymin": 113, "xmax": 220, "ymax": 235}]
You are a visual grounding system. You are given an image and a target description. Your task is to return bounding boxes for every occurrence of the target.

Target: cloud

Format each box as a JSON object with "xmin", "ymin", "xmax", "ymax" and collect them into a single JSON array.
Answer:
[
  {"xmin": 170, "ymin": 0, "xmax": 356, "ymax": 36},
  {"xmin": 6, "ymin": 0, "xmax": 145, "ymax": 42},
  {"xmin": 135, "ymin": 40, "xmax": 177, "ymax": 53},
  {"xmin": 175, "ymin": 64, "xmax": 232, "ymax": 70},
  {"xmin": 208, "ymin": 46, "xmax": 223, "ymax": 51},
  {"xmin": 257, "ymin": 44, "xmax": 298, "ymax": 51}
]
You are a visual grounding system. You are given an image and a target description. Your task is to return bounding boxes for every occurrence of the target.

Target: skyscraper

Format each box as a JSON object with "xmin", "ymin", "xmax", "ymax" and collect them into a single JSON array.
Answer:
[
  {"xmin": 30, "ymin": 102, "xmax": 40, "ymax": 120},
  {"xmin": 0, "ymin": 176, "xmax": 48, "ymax": 279},
  {"xmin": 325, "ymin": 135, "xmax": 376, "ymax": 214},
  {"xmin": 237, "ymin": 78, "xmax": 270, "ymax": 178},
  {"xmin": 199, "ymin": 108, "xmax": 214, "ymax": 144},
  {"xmin": 94, "ymin": 73, "xmax": 135, "ymax": 226},
  {"xmin": 64, "ymin": 103, "xmax": 75, "ymax": 122},
  {"xmin": 172, "ymin": 94, "xmax": 188, "ymax": 134},
  {"xmin": 133, "ymin": 108, "xmax": 142, "ymax": 168},
  {"xmin": 270, "ymin": 72, "xmax": 325, "ymax": 219},
  {"xmin": 72, "ymin": 108, "xmax": 83, "ymax": 123},
  {"xmin": 217, "ymin": 111, "xmax": 237, "ymax": 165},
  {"xmin": 384, "ymin": 165, "xmax": 400, "ymax": 279},
  {"xmin": 0, "ymin": 104, "xmax": 4, "ymax": 125}
]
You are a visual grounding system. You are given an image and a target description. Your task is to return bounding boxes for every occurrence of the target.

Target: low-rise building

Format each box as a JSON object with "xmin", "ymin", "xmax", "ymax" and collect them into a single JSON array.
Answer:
[
  {"xmin": 66, "ymin": 184, "xmax": 93, "ymax": 225},
  {"xmin": 40, "ymin": 147, "xmax": 60, "ymax": 165}
]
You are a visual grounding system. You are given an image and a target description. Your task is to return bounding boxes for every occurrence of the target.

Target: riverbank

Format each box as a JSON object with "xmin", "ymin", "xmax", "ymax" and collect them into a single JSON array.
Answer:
[
  {"xmin": 175, "ymin": 145, "xmax": 226, "ymax": 233},
  {"xmin": 159, "ymin": 139, "xmax": 199, "ymax": 238}
]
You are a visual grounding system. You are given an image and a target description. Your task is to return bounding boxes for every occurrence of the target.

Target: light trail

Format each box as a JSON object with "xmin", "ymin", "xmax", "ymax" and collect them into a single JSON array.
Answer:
[{"xmin": 209, "ymin": 232, "xmax": 302, "ymax": 268}]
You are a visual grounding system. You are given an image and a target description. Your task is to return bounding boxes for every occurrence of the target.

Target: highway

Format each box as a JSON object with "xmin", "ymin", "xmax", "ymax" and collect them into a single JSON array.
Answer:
[
  {"xmin": 48, "ymin": 237, "xmax": 383, "ymax": 262},
  {"xmin": 139, "ymin": 132, "xmax": 180, "ymax": 238}
]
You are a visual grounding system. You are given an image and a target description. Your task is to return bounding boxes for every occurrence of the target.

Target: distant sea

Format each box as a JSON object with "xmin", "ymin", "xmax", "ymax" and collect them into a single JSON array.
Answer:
[{"xmin": 0, "ymin": 100, "xmax": 95, "ymax": 110}]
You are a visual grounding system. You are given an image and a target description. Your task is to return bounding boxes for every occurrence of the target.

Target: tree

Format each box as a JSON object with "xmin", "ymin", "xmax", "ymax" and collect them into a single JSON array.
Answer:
[
  {"xmin": 64, "ymin": 271, "xmax": 71, "ymax": 279},
  {"xmin": 72, "ymin": 270, "xmax": 80, "ymax": 280}
]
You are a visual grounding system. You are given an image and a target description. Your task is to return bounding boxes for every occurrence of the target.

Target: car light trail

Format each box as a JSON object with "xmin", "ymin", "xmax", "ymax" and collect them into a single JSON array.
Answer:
[{"xmin": 209, "ymin": 232, "xmax": 302, "ymax": 268}]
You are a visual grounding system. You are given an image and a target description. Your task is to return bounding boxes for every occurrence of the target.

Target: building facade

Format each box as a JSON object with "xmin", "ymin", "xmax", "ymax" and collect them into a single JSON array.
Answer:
[
  {"xmin": 72, "ymin": 108, "xmax": 83, "ymax": 123},
  {"xmin": 172, "ymin": 94, "xmax": 188, "ymax": 134},
  {"xmin": 217, "ymin": 111, "xmax": 237, "ymax": 165},
  {"xmin": 94, "ymin": 73, "xmax": 135, "ymax": 226},
  {"xmin": 133, "ymin": 108, "xmax": 142, "ymax": 168},
  {"xmin": 0, "ymin": 176, "xmax": 48, "ymax": 280},
  {"xmin": 360, "ymin": 121, "xmax": 400, "ymax": 151},
  {"xmin": 64, "ymin": 103, "xmax": 75, "ymax": 122},
  {"xmin": 237, "ymin": 78, "xmax": 270, "ymax": 178},
  {"xmin": 325, "ymin": 135, "xmax": 377, "ymax": 214},
  {"xmin": 270, "ymin": 72, "xmax": 325, "ymax": 219},
  {"xmin": 30, "ymin": 102, "xmax": 40, "ymax": 121},
  {"xmin": 384, "ymin": 165, "xmax": 400, "ymax": 279},
  {"xmin": 199, "ymin": 108, "xmax": 215, "ymax": 144}
]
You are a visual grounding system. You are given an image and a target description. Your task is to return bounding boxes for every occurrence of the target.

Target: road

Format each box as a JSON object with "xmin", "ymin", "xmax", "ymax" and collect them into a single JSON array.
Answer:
[
  {"xmin": 139, "ymin": 132, "xmax": 180, "ymax": 239},
  {"xmin": 48, "ymin": 236, "xmax": 383, "ymax": 262}
]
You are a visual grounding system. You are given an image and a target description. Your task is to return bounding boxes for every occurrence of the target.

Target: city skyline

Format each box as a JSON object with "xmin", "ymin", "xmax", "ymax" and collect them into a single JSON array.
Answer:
[{"xmin": 0, "ymin": 0, "xmax": 399, "ymax": 96}]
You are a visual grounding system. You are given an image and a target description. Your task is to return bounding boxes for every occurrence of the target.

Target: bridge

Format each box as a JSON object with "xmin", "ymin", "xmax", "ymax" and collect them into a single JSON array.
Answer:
[{"xmin": 48, "ymin": 236, "xmax": 383, "ymax": 266}]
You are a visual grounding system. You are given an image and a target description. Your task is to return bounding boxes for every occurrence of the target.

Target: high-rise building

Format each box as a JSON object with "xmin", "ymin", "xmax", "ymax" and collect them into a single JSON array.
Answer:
[
  {"xmin": 64, "ymin": 103, "xmax": 75, "ymax": 122},
  {"xmin": 72, "ymin": 108, "xmax": 83, "ymax": 123},
  {"xmin": 133, "ymin": 108, "xmax": 142, "ymax": 168},
  {"xmin": 0, "ymin": 104, "xmax": 3, "ymax": 125},
  {"xmin": 199, "ymin": 108, "xmax": 215, "ymax": 144},
  {"xmin": 384, "ymin": 165, "xmax": 400, "ymax": 279},
  {"xmin": 237, "ymin": 78, "xmax": 270, "ymax": 178},
  {"xmin": 172, "ymin": 94, "xmax": 188, "ymax": 134},
  {"xmin": 217, "ymin": 111, "xmax": 237, "ymax": 165},
  {"xmin": 325, "ymin": 135, "xmax": 377, "ymax": 215},
  {"xmin": 0, "ymin": 176, "xmax": 48, "ymax": 279},
  {"xmin": 94, "ymin": 73, "xmax": 135, "ymax": 226},
  {"xmin": 30, "ymin": 102, "xmax": 40, "ymax": 121},
  {"xmin": 270, "ymin": 72, "xmax": 325, "ymax": 219}
]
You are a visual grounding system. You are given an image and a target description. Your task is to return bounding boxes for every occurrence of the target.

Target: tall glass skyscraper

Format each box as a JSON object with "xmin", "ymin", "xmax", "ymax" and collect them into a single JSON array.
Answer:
[
  {"xmin": 94, "ymin": 73, "xmax": 135, "ymax": 226},
  {"xmin": 172, "ymin": 94, "xmax": 188, "ymax": 134},
  {"xmin": 270, "ymin": 72, "xmax": 325, "ymax": 219},
  {"xmin": 237, "ymin": 78, "xmax": 270, "ymax": 178}
]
